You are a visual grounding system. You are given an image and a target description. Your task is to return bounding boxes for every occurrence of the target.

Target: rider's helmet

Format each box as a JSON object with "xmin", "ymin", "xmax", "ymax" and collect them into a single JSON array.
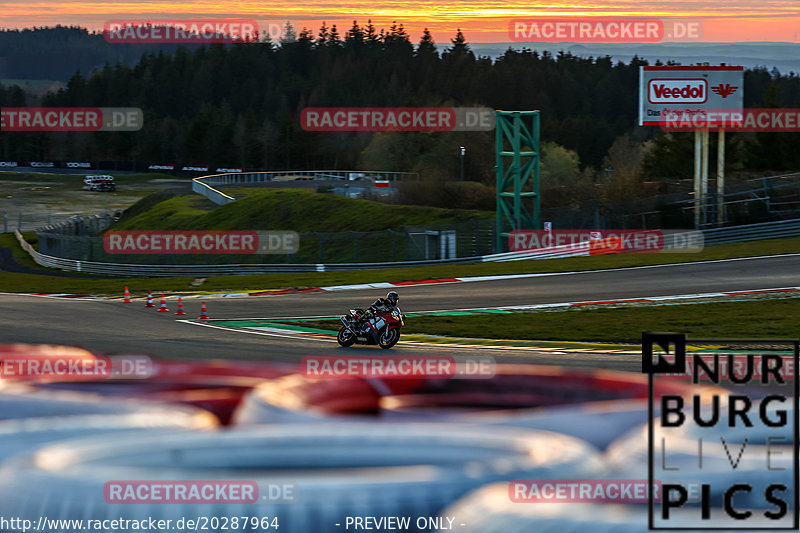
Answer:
[{"xmin": 386, "ymin": 291, "xmax": 399, "ymax": 306}]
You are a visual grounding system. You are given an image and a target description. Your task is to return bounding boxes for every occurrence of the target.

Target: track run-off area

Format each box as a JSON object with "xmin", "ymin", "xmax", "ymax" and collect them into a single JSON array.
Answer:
[{"xmin": 2, "ymin": 253, "xmax": 799, "ymax": 373}]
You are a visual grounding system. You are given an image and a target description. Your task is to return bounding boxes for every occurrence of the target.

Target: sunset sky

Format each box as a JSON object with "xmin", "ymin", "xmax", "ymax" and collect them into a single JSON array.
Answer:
[{"xmin": 2, "ymin": 0, "xmax": 800, "ymax": 43}]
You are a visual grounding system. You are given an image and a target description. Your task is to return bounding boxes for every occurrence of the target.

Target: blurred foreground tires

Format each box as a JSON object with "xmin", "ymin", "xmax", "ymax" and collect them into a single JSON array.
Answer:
[
  {"xmin": 0, "ymin": 404, "xmax": 217, "ymax": 464},
  {"xmin": 234, "ymin": 364, "xmax": 667, "ymax": 423},
  {"xmin": 232, "ymin": 365, "xmax": 714, "ymax": 440},
  {"xmin": 606, "ymin": 400, "xmax": 794, "ymax": 508},
  {"xmin": 3, "ymin": 348, "xmax": 295, "ymax": 424},
  {"xmin": 462, "ymin": 399, "xmax": 651, "ymax": 450},
  {"xmin": 0, "ymin": 423, "xmax": 604, "ymax": 533},
  {"xmin": 0, "ymin": 381, "xmax": 218, "ymax": 465}
]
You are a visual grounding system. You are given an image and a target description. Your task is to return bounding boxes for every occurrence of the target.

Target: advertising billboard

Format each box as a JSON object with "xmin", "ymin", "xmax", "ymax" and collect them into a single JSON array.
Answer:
[{"xmin": 639, "ymin": 66, "xmax": 743, "ymax": 126}]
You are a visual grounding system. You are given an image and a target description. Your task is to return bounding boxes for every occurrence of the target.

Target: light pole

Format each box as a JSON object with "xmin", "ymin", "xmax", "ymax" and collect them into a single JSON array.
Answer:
[{"xmin": 460, "ymin": 146, "xmax": 465, "ymax": 181}]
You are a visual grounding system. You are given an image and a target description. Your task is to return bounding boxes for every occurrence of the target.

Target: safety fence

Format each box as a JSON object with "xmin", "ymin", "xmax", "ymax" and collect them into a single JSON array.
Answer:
[
  {"xmin": 16, "ymin": 230, "xmax": 503, "ymax": 276},
  {"xmin": 0, "ymin": 211, "xmax": 106, "ymax": 233},
  {"xmin": 32, "ymin": 218, "xmax": 496, "ymax": 266},
  {"xmin": 16, "ymin": 217, "xmax": 800, "ymax": 277},
  {"xmin": 540, "ymin": 172, "xmax": 800, "ymax": 230},
  {"xmin": 620, "ymin": 172, "xmax": 800, "ymax": 229}
]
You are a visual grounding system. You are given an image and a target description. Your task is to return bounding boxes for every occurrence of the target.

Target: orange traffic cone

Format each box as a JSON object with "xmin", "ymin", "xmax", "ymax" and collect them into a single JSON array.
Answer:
[
  {"xmin": 175, "ymin": 297, "xmax": 186, "ymax": 315},
  {"xmin": 145, "ymin": 290, "xmax": 155, "ymax": 308},
  {"xmin": 123, "ymin": 286, "xmax": 132, "ymax": 303},
  {"xmin": 157, "ymin": 294, "xmax": 168, "ymax": 312},
  {"xmin": 198, "ymin": 301, "xmax": 209, "ymax": 320}
]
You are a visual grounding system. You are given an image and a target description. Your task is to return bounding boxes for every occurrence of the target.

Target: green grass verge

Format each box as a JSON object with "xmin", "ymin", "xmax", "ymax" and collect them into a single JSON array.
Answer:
[
  {"xmin": 216, "ymin": 319, "xmax": 640, "ymax": 350},
  {"xmin": 1, "ymin": 232, "xmax": 799, "ymax": 295},
  {"xmin": 110, "ymin": 189, "xmax": 492, "ymax": 232},
  {"xmin": 1, "ymin": 233, "xmax": 44, "ymax": 269},
  {"xmin": 274, "ymin": 299, "xmax": 800, "ymax": 343},
  {"xmin": 409, "ymin": 299, "xmax": 800, "ymax": 342}
]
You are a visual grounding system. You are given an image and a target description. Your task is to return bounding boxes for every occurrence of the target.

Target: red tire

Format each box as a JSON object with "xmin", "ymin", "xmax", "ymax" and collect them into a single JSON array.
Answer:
[
  {"xmin": 233, "ymin": 364, "xmax": 720, "ymax": 425},
  {"xmin": 5, "ymin": 345, "xmax": 296, "ymax": 425}
]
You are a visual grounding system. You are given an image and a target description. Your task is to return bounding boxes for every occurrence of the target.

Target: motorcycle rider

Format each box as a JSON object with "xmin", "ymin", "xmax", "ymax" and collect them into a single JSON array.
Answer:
[{"xmin": 354, "ymin": 291, "xmax": 400, "ymax": 331}]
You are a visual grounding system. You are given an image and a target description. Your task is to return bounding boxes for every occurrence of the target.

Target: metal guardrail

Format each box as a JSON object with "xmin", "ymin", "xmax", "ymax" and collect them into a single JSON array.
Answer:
[
  {"xmin": 701, "ymin": 218, "xmax": 800, "ymax": 246},
  {"xmin": 193, "ymin": 170, "xmax": 419, "ymax": 206},
  {"xmin": 16, "ymin": 219, "xmax": 800, "ymax": 277},
  {"xmin": 192, "ymin": 177, "xmax": 235, "ymax": 205},
  {"xmin": 16, "ymin": 230, "xmax": 494, "ymax": 276}
]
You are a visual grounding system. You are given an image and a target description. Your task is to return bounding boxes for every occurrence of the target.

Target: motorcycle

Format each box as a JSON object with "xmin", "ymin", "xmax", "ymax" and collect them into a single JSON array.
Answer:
[{"xmin": 338, "ymin": 307, "xmax": 405, "ymax": 349}]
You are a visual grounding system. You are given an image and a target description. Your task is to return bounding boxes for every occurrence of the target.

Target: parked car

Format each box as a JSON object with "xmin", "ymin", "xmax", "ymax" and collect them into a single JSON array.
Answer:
[{"xmin": 83, "ymin": 175, "xmax": 115, "ymax": 192}]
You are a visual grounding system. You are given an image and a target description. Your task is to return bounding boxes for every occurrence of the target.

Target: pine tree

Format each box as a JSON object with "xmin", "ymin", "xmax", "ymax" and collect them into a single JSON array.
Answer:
[
  {"xmin": 329, "ymin": 24, "xmax": 342, "ymax": 47},
  {"xmin": 346, "ymin": 20, "xmax": 364, "ymax": 45},
  {"xmin": 316, "ymin": 22, "xmax": 330, "ymax": 46},
  {"xmin": 448, "ymin": 29, "xmax": 470, "ymax": 54},
  {"xmin": 298, "ymin": 27, "xmax": 314, "ymax": 44},
  {"xmin": 416, "ymin": 28, "xmax": 437, "ymax": 59},
  {"xmin": 364, "ymin": 20, "xmax": 378, "ymax": 44},
  {"xmin": 280, "ymin": 21, "xmax": 296, "ymax": 44}
]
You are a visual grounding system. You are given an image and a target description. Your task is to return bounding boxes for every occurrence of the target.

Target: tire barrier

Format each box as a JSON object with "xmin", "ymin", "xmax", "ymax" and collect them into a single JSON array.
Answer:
[
  {"xmin": 233, "ymin": 365, "xmax": 699, "ymax": 427},
  {"xmin": 0, "ymin": 405, "xmax": 218, "ymax": 465},
  {"xmin": 461, "ymin": 399, "xmax": 652, "ymax": 451},
  {"xmin": 606, "ymin": 399, "xmax": 794, "ymax": 509},
  {"xmin": 0, "ymin": 384, "xmax": 218, "ymax": 421},
  {"xmin": 0, "ymin": 423, "xmax": 604, "ymax": 533},
  {"xmin": 440, "ymin": 483, "xmax": 784, "ymax": 532},
  {"xmin": 446, "ymin": 369, "xmax": 725, "ymax": 451},
  {"xmin": 16, "ymin": 355, "xmax": 296, "ymax": 425}
]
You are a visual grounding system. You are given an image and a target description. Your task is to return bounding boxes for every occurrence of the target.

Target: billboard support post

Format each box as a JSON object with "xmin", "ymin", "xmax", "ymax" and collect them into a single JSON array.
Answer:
[
  {"xmin": 701, "ymin": 128, "xmax": 710, "ymax": 225},
  {"xmin": 717, "ymin": 129, "xmax": 725, "ymax": 226},
  {"xmin": 693, "ymin": 131, "xmax": 702, "ymax": 229}
]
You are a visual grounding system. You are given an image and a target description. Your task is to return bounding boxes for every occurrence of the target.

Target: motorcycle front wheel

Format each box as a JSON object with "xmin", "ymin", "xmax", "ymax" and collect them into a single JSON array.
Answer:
[
  {"xmin": 337, "ymin": 326, "xmax": 357, "ymax": 347},
  {"xmin": 378, "ymin": 328, "xmax": 400, "ymax": 349}
]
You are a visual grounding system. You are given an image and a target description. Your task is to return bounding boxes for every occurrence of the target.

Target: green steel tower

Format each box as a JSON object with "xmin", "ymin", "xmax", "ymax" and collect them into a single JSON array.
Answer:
[{"xmin": 495, "ymin": 110, "xmax": 540, "ymax": 252}]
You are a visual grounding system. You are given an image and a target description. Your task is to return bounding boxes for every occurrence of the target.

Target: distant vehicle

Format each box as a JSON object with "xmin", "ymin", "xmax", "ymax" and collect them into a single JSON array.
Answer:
[{"xmin": 83, "ymin": 175, "xmax": 115, "ymax": 192}]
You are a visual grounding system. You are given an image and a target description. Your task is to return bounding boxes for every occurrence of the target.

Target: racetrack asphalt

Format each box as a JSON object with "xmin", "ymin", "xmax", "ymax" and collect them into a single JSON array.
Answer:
[{"xmin": 1, "ymin": 254, "xmax": 798, "ymax": 372}]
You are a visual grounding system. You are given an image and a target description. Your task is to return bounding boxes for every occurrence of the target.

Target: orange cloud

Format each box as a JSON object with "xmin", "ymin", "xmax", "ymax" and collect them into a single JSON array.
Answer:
[{"xmin": 2, "ymin": 1, "xmax": 800, "ymax": 42}]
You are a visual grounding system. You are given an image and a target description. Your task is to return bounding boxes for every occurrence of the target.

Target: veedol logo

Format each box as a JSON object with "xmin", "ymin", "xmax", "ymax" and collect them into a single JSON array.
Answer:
[
  {"xmin": 648, "ymin": 79, "xmax": 707, "ymax": 104},
  {"xmin": 711, "ymin": 84, "xmax": 738, "ymax": 98}
]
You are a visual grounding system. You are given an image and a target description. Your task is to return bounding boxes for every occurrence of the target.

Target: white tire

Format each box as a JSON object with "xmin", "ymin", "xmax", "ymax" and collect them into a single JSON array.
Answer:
[
  {"xmin": 0, "ymin": 386, "xmax": 208, "ymax": 419},
  {"xmin": 0, "ymin": 405, "xmax": 217, "ymax": 466},
  {"xmin": 461, "ymin": 399, "xmax": 652, "ymax": 451}
]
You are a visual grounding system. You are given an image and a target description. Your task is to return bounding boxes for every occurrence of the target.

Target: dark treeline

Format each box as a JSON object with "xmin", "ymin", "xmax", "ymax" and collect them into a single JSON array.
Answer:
[
  {"xmin": 2, "ymin": 23, "xmax": 800, "ymax": 208},
  {"xmin": 0, "ymin": 26, "xmax": 205, "ymax": 81}
]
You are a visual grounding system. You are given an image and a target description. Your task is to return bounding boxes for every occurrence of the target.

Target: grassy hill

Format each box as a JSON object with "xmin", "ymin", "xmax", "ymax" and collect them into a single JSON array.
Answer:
[
  {"xmin": 102, "ymin": 189, "xmax": 494, "ymax": 263},
  {"xmin": 110, "ymin": 189, "xmax": 493, "ymax": 232}
]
